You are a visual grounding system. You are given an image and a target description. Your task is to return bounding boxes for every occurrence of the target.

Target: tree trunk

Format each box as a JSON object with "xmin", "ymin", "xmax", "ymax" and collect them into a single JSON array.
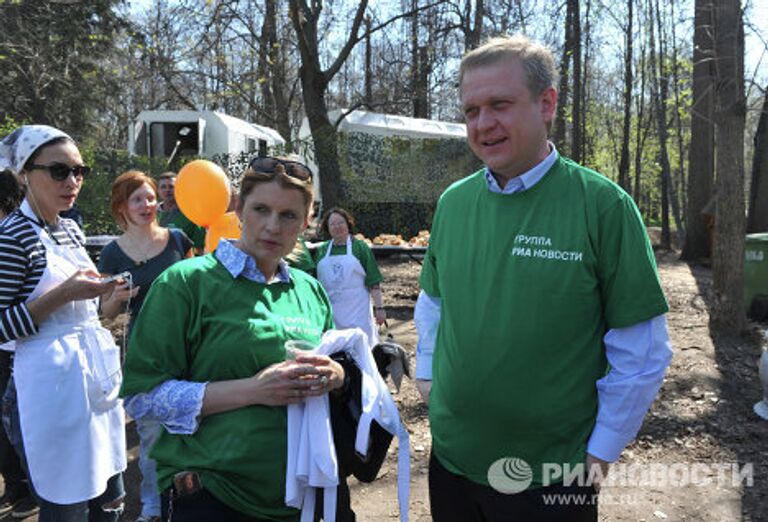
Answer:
[
  {"xmin": 681, "ymin": 0, "xmax": 716, "ymax": 260},
  {"xmin": 647, "ymin": 0, "xmax": 670, "ymax": 248},
  {"xmin": 617, "ymin": 0, "xmax": 634, "ymax": 192},
  {"xmin": 711, "ymin": 0, "xmax": 746, "ymax": 334},
  {"xmin": 288, "ymin": 0, "xmax": 369, "ymax": 210},
  {"xmin": 649, "ymin": 0, "xmax": 685, "ymax": 248},
  {"xmin": 670, "ymin": 0, "xmax": 688, "ymax": 235},
  {"xmin": 411, "ymin": 0, "xmax": 423, "ymax": 117},
  {"xmin": 463, "ymin": 0, "xmax": 484, "ymax": 51},
  {"xmin": 571, "ymin": 0, "xmax": 583, "ymax": 163},
  {"xmin": 633, "ymin": 46, "xmax": 649, "ymax": 206},
  {"xmin": 554, "ymin": 2, "xmax": 573, "ymax": 154},
  {"xmin": 747, "ymin": 89, "xmax": 768, "ymax": 232},
  {"xmin": 364, "ymin": 16, "xmax": 373, "ymax": 109}
]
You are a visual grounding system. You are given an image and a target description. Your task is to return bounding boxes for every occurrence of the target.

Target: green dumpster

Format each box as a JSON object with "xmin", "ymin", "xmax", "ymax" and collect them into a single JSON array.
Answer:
[{"xmin": 745, "ymin": 233, "xmax": 768, "ymax": 319}]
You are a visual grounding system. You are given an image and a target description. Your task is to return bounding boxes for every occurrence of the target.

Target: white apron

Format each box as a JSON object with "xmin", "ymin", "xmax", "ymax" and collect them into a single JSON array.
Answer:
[
  {"xmin": 316, "ymin": 237, "xmax": 379, "ymax": 347},
  {"xmin": 14, "ymin": 225, "xmax": 126, "ymax": 504}
]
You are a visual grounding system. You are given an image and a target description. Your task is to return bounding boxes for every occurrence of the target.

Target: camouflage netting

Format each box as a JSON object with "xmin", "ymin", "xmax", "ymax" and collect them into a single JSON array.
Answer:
[{"xmin": 333, "ymin": 132, "xmax": 480, "ymax": 237}]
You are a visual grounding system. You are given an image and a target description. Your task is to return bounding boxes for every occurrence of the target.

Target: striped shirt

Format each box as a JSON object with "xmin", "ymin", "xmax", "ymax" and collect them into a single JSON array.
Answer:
[{"xmin": 0, "ymin": 200, "xmax": 84, "ymax": 344}]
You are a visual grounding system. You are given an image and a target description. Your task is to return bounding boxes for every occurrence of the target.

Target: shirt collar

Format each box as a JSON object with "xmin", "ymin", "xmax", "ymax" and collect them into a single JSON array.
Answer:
[
  {"xmin": 215, "ymin": 238, "xmax": 292, "ymax": 284},
  {"xmin": 484, "ymin": 142, "xmax": 559, "ymax": 195},
  {"xmin": 19, "ymin": 199, "xmax": 54, "ymax": 228}
]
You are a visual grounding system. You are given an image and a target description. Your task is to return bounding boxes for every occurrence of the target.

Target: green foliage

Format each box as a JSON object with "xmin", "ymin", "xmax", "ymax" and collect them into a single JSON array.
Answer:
[
  {"xmin": 0, "ymin": 115, "xmax": 25, "ymax": 137},
  {"xmin": 0, "ymin": 0, "xmax": 124, "ymax": 137}
]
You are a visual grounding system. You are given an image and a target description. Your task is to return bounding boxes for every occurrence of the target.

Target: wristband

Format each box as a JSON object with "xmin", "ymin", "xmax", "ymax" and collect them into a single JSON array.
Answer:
[{"xmin": 374, "ymin": 306, "xmax": 385, "ymax": 311}]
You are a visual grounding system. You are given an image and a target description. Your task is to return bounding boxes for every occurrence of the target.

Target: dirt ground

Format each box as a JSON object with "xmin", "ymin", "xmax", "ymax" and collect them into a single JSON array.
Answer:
[{"xmin": 7, "ymin": 250, "xmax": 768, "ymax": 521}]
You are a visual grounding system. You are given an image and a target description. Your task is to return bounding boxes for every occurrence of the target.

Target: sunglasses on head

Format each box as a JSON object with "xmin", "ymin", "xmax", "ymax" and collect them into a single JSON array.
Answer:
[
  {"xmin": 249, "ymin": 157, "xmax": 312, "ymax": 182},
  {"xmin": 28, "ymin": 163, "xmax": 91, "ymax": 181}
]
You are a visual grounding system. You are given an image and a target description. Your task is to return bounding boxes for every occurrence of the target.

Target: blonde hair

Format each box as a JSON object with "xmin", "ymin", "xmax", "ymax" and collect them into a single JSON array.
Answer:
[
  {"xmin": 240, "ymin": 161, "xmax": 313, "ymax": 214},
  {"xmin": 459, "ymin": 34, "xmax": 558, "ymax": 98}
]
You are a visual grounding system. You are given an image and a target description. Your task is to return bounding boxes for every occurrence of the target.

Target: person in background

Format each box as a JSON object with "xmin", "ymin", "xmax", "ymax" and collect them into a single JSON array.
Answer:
[
  {"xmin": 59, "ymin": 203, "xmax": 84, "ymax": 230},
  {"xmin": 316, "ymin": 208, "xmax": 386, "ymax": 347},
  {"xmin": 286, "ymin": 235, "xmax": 316, "ymax": 276},
  {"xmin": 415, "ymin": 34, "xmax": 671, "ymax": 521},
  {"xmin": 98, "ymin": 170, "xmax": 193, "ymax": 522},
  {"xmin": 156, "ymin": 171, "xmax": 206, "ymax": 252},
  {"xmin": 0, "ymin": 125, "xmax": 126, "ymax": 521},
  {"xmin": 0, "ymin": 170, "xmax": 39, "ymax": 519},
  {"xmin": 120, "ymin": 156, "xmax": 347, "ymax": 521}
]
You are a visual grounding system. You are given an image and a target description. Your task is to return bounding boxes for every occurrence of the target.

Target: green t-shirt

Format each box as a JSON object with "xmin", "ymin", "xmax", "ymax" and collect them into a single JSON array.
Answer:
[
  {"xmin": 419, "ymin": 157, "xmax": 668, "ymax": 488},
  {"xmin": 314, "ymin": 237, "xmax": 383, "ymax": 287},
  {"xmin": 285, "ymin": 237, "xmax": 316, "ymax": 277},
  {"xmin": 158, "ymin": 206, "xmax": 207, "ymax": 250},
  {"xmin": 121, "ymin": 254, "xmax": 334, "ymax": 520}
]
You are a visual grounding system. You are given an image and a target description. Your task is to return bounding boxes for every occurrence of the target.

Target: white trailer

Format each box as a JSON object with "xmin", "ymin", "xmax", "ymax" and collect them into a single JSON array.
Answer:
[{"xmin": 129, "ymin": 110, "xmax": 285, "ymax": 160}]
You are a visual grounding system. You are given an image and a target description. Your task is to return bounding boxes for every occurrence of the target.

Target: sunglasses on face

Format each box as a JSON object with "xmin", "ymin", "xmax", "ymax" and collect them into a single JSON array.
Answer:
[
  {"xmin": 249, "ymin": 157, "xmax": 312, "ymax": 182},
  {"xmin": 28, "ymin": 163, "xmax": 91, "ymax": 181}
]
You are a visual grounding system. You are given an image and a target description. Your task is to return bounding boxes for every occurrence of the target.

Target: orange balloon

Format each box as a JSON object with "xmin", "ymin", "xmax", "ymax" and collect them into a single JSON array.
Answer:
[
  {"xmin": 176, "ymin": 160, "xmax": 230, "ymax": 227},
  {"xmin": 205, "ymin": 211, "xmax": 241, "ymax": 253}
]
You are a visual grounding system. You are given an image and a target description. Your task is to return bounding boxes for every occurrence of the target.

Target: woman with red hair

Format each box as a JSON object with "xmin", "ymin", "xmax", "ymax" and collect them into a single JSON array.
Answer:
[{"xmin": 98, "ymin": 170, "xmax": 192, "ymax": 522}]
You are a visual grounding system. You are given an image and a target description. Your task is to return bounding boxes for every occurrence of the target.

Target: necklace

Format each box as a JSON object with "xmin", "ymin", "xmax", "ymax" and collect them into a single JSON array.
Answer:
[{"xmin": 123, "ymin": 227, "xmax": 164, "ymax": 266}]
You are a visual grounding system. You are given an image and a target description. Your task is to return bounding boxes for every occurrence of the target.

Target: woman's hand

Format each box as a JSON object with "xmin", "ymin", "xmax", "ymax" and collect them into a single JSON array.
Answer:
[
  {"xmin": 201, "ymin": 355, "xmax": 346, "ymax": 416},
  {"xmin": 27, "ymin": 270, "xmax": 118, "ymax": 325},
  {"xmin": 374, "ymin": 307, "xmax": 386, "ymax": 325},
  {"xmin": 100, "ymin": 281, "xmax": 140, "ymax": 320},
  {"xmin": 248, "ymin": 355, "xmax": 345, "ymax": 406},
  {"xmin": 59, "ymin": 270, "xmax": 118, "ymax": 301},
  {"xmin": 294, "ymin": 353, "xmax": 346, "ymax": 392}
]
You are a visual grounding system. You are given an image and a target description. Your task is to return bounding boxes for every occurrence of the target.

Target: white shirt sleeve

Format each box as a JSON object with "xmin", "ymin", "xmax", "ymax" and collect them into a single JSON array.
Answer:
[
  {"xmin": 414, "ymin": 290, "xmax": 441, "ymax": 380},
  {"xmin": 414, "ymin": 289, "xmax": 671, "ymax": 462},
  {"xmin": 587, "ymin": 314, "xmax": 672, "ymax": 461}
]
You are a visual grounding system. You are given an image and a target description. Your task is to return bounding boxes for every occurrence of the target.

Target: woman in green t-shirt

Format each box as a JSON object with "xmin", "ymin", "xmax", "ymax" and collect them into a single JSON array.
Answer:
[
  {"xmin": 316, "ymin": 207, "xmax": 386, "ymax": 347},
  {"xmin": 121, "ymin": 157, "xmax": 347, "ymax": 521}
]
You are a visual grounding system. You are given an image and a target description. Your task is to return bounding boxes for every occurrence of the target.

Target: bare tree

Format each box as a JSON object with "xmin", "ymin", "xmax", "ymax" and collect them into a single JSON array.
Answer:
[
  {"xmin": 648, "ymin": 0, "xmax": 684, "ymax": 248},
  {"xmin": 617, "ymin": 0, "xmax": 634, "ymax": 192},
  {"xmin": 553, "ymin": 1, "xmax": 574, "ymax": 154},
  {"xmin": 288, "ymin": 0, "xmax": 370, "ymax": 209},
  {"xmin": 570, "ymin": 0, "xmax": 583, "ymax": 163},
  {"xmin": 288, "ymin": 0, "xmax": 446, "ymax": 209},
  {"xmin": 681, "ymin": 0, "xmax": 716, "ymax": 260},
  {"xmin": 711, "ymin": 0, "xmax": 746, "ymax": 334},
  {"xmin": 747, "ymin": 88, "xmax": 768, "ymax": 232}
]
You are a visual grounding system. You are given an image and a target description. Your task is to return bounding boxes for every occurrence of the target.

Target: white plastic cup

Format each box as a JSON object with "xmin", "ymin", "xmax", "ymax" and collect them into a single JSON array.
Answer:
[{"xmin": 284, "ymin": 339, "xmax": 316, "ymax": 360}]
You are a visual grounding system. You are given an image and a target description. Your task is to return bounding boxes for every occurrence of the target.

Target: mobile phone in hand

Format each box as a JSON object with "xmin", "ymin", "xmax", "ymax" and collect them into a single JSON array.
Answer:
[{"xmin": 100, "ymin": 271, "xmax": 132, "ymax": 284}]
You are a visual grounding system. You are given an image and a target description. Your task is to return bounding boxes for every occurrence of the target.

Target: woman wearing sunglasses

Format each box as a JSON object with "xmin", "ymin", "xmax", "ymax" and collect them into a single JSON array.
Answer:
[
  {"xmin": 121, "ymin": 157, "xmax": 349, "ymax": 521},
  {"xmin": 0, "ymin": 125, "xmax": 126, "ymax": 520}
]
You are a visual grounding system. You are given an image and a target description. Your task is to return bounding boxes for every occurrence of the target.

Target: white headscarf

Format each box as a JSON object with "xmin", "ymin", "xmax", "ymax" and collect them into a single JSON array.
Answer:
[{"xmin": 0, "ymin": 125, "xmax": 72, "ymax": 174}]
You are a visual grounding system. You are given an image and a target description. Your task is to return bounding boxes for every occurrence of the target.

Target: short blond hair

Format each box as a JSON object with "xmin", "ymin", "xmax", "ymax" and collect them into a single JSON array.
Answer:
[{"xmin": 459, "ymin": 34, "xmax": 558, "ymax": 98}]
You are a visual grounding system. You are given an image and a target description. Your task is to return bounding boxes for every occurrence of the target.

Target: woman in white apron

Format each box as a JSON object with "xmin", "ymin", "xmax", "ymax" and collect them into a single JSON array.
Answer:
[
  {"xmin": 0, "ymin": 125, "xmax": 127, "ymax": 521},
  {"xmin": 316, "ymin": 208, "xmax": 386, "ymax": 347}
]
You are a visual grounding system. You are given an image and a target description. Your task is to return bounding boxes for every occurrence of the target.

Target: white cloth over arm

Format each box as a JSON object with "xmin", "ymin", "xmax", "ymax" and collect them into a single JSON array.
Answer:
[{"xmin": 285, "ymin": 328, "xmax": 411, "ymax": 522}]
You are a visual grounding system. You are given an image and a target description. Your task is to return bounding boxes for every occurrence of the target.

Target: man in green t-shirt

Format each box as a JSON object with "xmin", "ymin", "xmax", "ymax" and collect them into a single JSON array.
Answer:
[
  {"xmin": 415, "ymin": 34, "xmax": 672, "ymax": 521},
  {"xmin": 156, "ymin": 171, "xmax": 206, "ymax": 251}
]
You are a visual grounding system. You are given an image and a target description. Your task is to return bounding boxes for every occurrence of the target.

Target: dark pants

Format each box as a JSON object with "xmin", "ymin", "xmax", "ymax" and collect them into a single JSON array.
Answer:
[
  {"xmin": 161, "ymin": 488, "xmax": 276, "ymax": 522},
  {"xmin": 0, "ymin": 351, "xmax": 27, "ymax": 495},
  {"xmin": 35, "ymin": 475, "xmax": 124, "ymax": 522},
  {"xmin": 161, "ymin": 480, "xmax": 354, "ymax": 522},
  {"xmin": 429, "ymin": 453, "xmax": 598, "ymax": 522}
]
